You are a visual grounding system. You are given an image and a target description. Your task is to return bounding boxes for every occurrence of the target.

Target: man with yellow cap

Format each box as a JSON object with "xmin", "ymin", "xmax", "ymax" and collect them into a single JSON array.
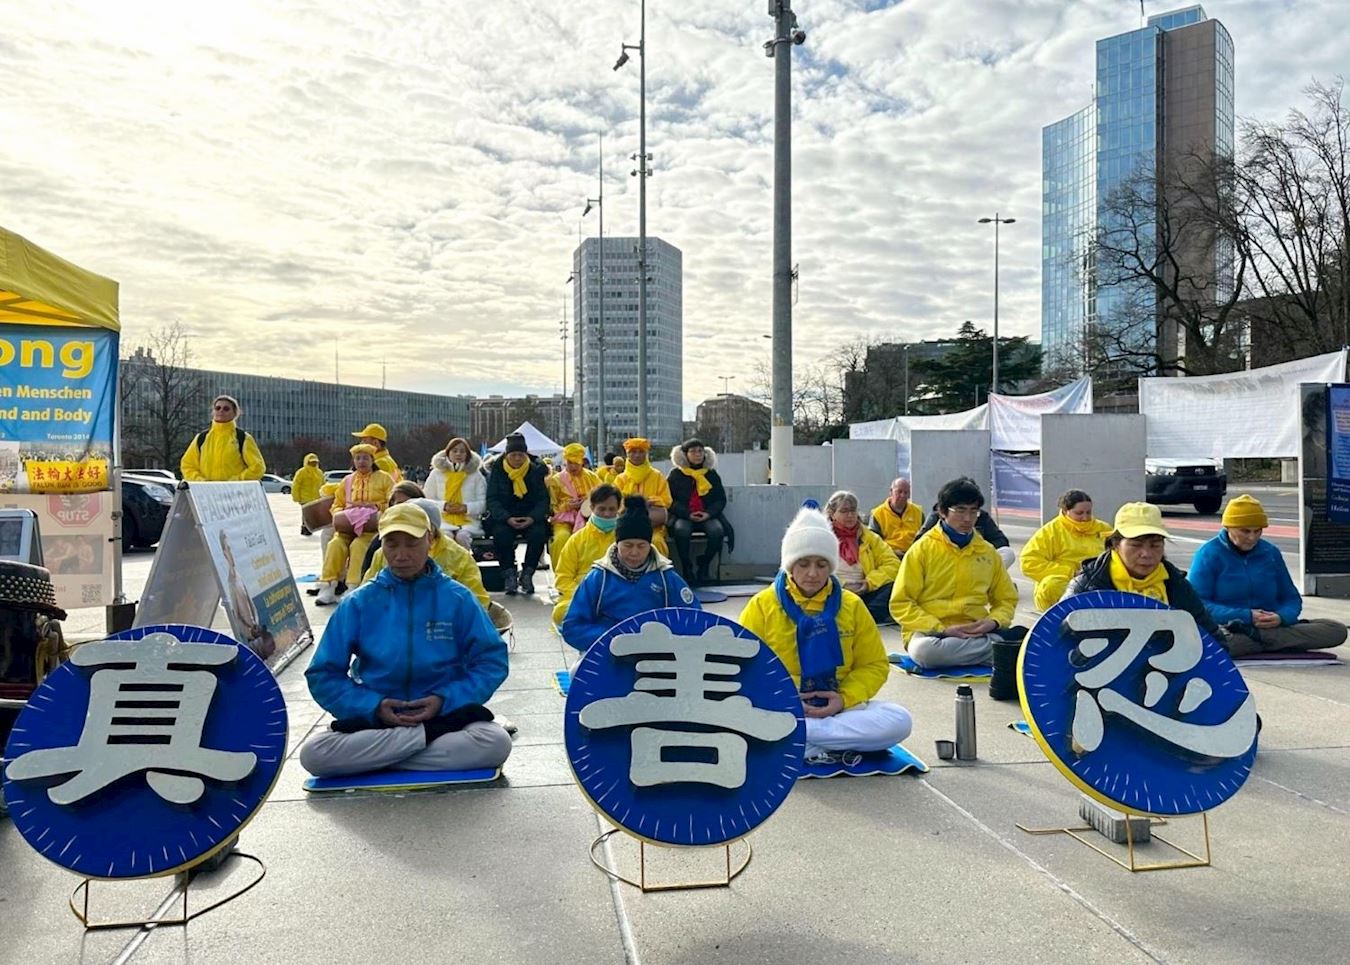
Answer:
[
  {"xmin": 352, "ymin": 423, "xmax": 402, "ymax": 482},
  {"xmin": 317, "ymin": 444, "xmax": 396, "ymax": 605},
  {"xmin": 612, "ymin": 438, "xmax": 671, "ymax": 555},
  {"xmin": 547, "ymin": 443, "xmax": 602, "ymax": 567},
  {"xmin": 1187, "ymin": 494, "xmax": 1347, "ymax": 656},
  {"xmin": 300, "ymin": 502, "xmax": 512, "ymax": 779}
]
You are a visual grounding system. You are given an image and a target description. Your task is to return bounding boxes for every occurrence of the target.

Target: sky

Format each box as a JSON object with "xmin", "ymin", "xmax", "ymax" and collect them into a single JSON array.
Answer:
[{"xmin": 4, "ymin": 1, "xmax": 1346, "ymax": 417}]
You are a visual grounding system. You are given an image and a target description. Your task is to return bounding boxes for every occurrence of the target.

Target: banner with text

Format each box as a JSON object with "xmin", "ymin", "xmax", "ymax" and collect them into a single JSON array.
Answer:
[
  {"xmin": 0, "ymin": 322, "xmax": 117, "ymax": 494},
  {"xmin": 0, "ymin": 491, "xmax": 118, "ymax": 608}
]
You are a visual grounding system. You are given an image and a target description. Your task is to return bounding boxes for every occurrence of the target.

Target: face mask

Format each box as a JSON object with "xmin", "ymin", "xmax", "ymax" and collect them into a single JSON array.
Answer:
[{"xmin": 592, "ymin": 515, "xmax": 618, "ymax": 533}]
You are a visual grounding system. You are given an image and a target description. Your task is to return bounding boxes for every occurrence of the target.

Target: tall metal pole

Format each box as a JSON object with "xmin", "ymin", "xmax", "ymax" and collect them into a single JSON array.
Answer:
[
  {"xmin": 560, "ymin": 293, "xmax": 568, "ymax": 401},
  {"xmin": 767, "ymin": 2, "xmax": 802, "ymax": 485},
  {"xmin": 598, "ymin": 137, "xmax": 607, "ymax": 458},
  {"xmin": 636, "ymin": 0, "xmax": 649, "ymax": 439},
  {"xmin": 993, "ymin": 214, "xmax": 1000, "ymax": 396},
  {"xmin": 568, "ymin": 270, "xmax": 582, "ymax": 442}
]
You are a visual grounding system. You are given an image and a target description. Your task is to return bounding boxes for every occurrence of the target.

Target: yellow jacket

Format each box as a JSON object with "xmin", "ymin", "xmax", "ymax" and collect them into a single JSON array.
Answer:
[
  {"xmin": 846, "ymin": 526, "xmax": 901, "ymax": 591},
  {"xmin": 332, "ymin": 469, "xmax": 395, "ymax": 511},
  {"xmin": 549, "ymin": 467, "xmax": 602, "ymax": 515},
  {"xmin": 738, "ymin": 579, "xmax": 889, "ymax": 709},
  {"xmin": 291, "ymin": 459, "xmax": 323, "ymax": 504},
  {"xmin": 551, "ymin": 522, "xmax": 616, "ymax": 625},
  {"xmin": 1020, "ymin": 514, "xmax": 1114, "ymax": 584},
  {"xmin": 364, "ymin": 535, "xmax": 490, "ymax": 610},
  {"xmin": 180, "ymin": 421, "xmax": 266, "ymax": 482},
  {"xmin": 889, "ymin": 527, "xmax": 1018, "ymax": 643},
  {"xmin": 614, "ymin": 464, "xmax": 672, "ymax": 507},
  {"xmin": 869, "ymin": 499, "xmax": 923, "ymax": 555},
  {"xmin": 374, "ymin": 449, "xmax": 402, "ymax": 482}
]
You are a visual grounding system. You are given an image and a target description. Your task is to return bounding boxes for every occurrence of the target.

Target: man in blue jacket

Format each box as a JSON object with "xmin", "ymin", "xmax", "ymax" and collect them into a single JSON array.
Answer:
[
  {"xmin": 300, "ymin": 503, "xmax": 513, "ymax": 777},
  {"xmin": 1188, "ymin": 494, "xmax": 1346, "ymax": 657}
]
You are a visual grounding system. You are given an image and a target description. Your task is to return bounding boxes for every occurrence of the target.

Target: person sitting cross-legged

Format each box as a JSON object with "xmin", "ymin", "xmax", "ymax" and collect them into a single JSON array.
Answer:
[
  {"xmin": 739, "ymin": 507, "xmax": 912, "ymax": 764},
  {"xmin": 869, "ymin": 477, "xmax": 923, "ymax": 559},
  {"xmin": 299, "ymin": 503, "xmax": 513, "ymax": 779},
  {"xmin": 551, "ymin": 484, "xmax": 622, "ymax": 627},
  {"xmin": 1186, "ymin": 494, "xmax": 1347, "ymax": 657},
  {"xmin": 916, "ymin": 479, "xmax": 1016, "ymax": 569},
  {"xmin": 890, "ymin": 477, "xmax": 1025, "ymax": 668},
  {"xmin": 485, "ymin": 433, "xmax": 550, "ymax": 596},
  {"xmin": 1019, "ymin": 489, "xmax": 1114, "ymax": 611},
  {"xmin": 824, "ymin": 489, "xmax": 900, "ymax": 626},
  {"xmin": 561, "ymin": 496, "xmax": 698, "ymax": 657}
]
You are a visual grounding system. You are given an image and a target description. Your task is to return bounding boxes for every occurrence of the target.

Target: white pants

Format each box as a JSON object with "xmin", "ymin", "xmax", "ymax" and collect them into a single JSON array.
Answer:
[
  {"xmin": 443, "ymin": 522, "xmax": 484, "ymax": 549},
  {"xmin": 996, "ymin": 546, "xmax": 1016, "ymax": 569},
  {"xmin": 299, "ymin": 722, "xmax": 512, "ymax": 777},
  {"xmin": 805, "ymin": 701, "xmax": 912, "ymax": 754},
  {"xmin": 318, "ymin": 525, "xmax": 334, "ymax": 563},
  {"xmin": 908, "ymin": 632, "xmax": 999, "ymax": 668}
]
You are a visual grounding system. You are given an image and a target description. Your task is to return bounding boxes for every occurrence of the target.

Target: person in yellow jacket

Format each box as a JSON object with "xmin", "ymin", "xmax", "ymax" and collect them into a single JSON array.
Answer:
[
  {"xmin": 548, "ymin": 443, "xmax": 602, "ymax": 566},
  {"xmin": 550, "ymin": 484, "xmax": 621, "ymax": 625},
  {"xmin": 739, "ymin": 507, "xmax": 912, "ymax": 762},
  {"xmin": 869, "ymin": 477, "xmax": 922, "ymax": 558},
  {"xmin": 888, "ymin": 477, "xmax": 1025, "ymax": 669},
  {"xmin": 317, "ymin": 444, "xmax": 395, "ymax": 605},
  {"xmin": 613, "ymin": 438, "xmax": 670, "ymax": 555},
  {"xmin": 596, "ymin": 453, "xmax": 625, "ymax": 483},
  {"xmin": 351, "ymin": 423, "xmax": 402, "ymax": 482},
  {"xmin": 824, "ymin": 490, "xmax": 901, "ymax": 625},
  {"xmin": 291, "ymin": 453, "xmax": 324, "ymax": 505},
  {"xmin": 364, "ymin": 499, "xmax": 491, "ymax": 611},
  {"xmin": 180, "ymin": 395, "xmax": 266, "ymax": 482},
  {"xmin": 1020, "ymin": 489, "xmax": 1114, "ymax": 611}
]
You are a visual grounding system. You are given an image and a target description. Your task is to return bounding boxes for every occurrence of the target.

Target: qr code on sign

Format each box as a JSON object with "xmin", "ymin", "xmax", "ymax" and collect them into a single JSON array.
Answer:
[{"xmin": 81, "ymin": 583, "xmax": 102, "ymax": 605}]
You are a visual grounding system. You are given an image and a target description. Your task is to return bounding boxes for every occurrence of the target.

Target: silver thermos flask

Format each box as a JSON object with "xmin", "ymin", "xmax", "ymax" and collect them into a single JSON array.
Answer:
[{"xmin": 954, "ymin": 684, "xmax": 977, "ymax": 760}]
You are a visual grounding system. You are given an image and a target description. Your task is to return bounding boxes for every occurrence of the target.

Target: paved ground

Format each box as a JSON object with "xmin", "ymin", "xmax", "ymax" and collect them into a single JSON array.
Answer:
[{"xmin": 4, "ymin": 486, "xmax": 1349, "ymax": 964}]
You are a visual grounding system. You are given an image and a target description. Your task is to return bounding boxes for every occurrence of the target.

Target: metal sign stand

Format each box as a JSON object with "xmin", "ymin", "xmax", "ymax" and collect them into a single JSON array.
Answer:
[
  {"xmin": 1016, "ymin": 811, "xmax": 1212, "ymax": 873},
  {"xmin": 68, "ymin": 852, "xmax": 267, "ymax": 930},
  {"xmin": 589, "ymin": 828, "xmax": 752, "ymax": 892}
]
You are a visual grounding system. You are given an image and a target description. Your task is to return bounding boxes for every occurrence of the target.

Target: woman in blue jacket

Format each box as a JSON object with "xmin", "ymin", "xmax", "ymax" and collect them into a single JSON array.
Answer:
[
  {"xmin": 1188, "ymin": 494, "xmax": 1346, "ymax": 657},
  {"xmin": 561, "ymin": 495, "xmax": 699, "ymax": 655}
]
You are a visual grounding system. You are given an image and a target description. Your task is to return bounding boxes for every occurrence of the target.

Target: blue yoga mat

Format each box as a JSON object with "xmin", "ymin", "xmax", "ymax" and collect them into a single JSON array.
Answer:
[
  {"xmin": 1008, "ymin": 720, "xmax": 1033, "ymax": 737},
  {"xmin": 694, "ymin": 588, "xmax": 729, "ymax": 604},
  {"xmin": 303, "ymin": 767, "xmax": 502, "ymax": 793},
  {"xmin": 888, "ymin": 653, "xmax": 992, "ymax": 679},
  {"xmin": 296, "ymin": 573, "xmax": 319, "ymax": 583},
  {"xmin": 799, "ymin": 744, "xmax": 928, "ymax": 779},
  {"xmin": 553, "ymin": 669, "xmax": 571, "ymax": 696}
]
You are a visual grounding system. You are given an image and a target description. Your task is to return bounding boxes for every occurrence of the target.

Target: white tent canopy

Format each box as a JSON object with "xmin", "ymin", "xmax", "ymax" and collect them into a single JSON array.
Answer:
[
  {"xmin": 1139, "ymin": 350, "xmax": 1348, "ymax": 459},
  {"xmin": 488, "ymin": 421, "xmax": 564, "ymax": 458}
]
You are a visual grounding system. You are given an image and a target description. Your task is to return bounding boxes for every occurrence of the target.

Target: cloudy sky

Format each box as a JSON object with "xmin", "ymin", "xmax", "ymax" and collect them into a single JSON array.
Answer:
[{"xmin": 4, "ymin": 0, "xmax": 1345, "ymax": 415}]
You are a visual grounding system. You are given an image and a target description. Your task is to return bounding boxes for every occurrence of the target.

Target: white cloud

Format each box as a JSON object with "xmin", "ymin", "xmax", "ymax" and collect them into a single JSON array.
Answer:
[{"xmin": 3, "ymin": 0, "xmax": 1345, "ymax": 419}]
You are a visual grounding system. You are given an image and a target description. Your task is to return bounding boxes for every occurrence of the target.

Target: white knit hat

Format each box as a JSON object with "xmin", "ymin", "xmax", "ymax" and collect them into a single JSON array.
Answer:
[{"xmin": 780, "ymin": 507, "xmax": 840, "ymax": 574}]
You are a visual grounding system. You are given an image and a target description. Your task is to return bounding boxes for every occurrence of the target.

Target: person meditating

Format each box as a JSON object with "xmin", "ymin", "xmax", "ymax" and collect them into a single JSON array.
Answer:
[
  {"xmin": 890, "ymin": 478, "xmax": 1024, "ymax": 668},
  {"xmin": 824, "ymin": 490, "xmax": 900, "ymax": 626},
  {"xmin": 551, "ymin": 484, "xmax": 622, "ymax": 627},
  {"xmin": 1187, "ymin": 494, "xmax": 1347, "ymax": 657},
  {"xmin": 425, "ymin": 437, "xmax": 486, "ymax": 549},
  {"xmin": 1019, "ymin": 489, "xmax": 1114, "ymax": 611},
  {"xmin": 739, "ymin": 507, "xmax": 912, "ymax": 764},
  {"xmin": 667, "ymin": 438, "xmax": 731, "ymax": 587},
  {"xmin": 317, "ymin": 444, "xmax": 395, "ymax": 606},
  {"xmin": 300, "ymin": 503, "xmax": 512, "ymax": 778},
  {"xmin": 915, "ymin": 478, "xmax": 1016, "ymax": 568},
  {"xmin": 548, "ymin": 443, "xmax": 602, "ymax": 568},
  {"xmin": 485, "ymin": 433, "xmax": 550, "ymax": 596},
  {"xmin": 869, "ymin": 477, "xmax": 922, "ymax": 559},
  {"xmin": 561, "ymin": 496, "xmax": 697, "ymax": 655},
  {"xmin": 613, "ymin": 438, "xmax": 672, "ymax": 555}
]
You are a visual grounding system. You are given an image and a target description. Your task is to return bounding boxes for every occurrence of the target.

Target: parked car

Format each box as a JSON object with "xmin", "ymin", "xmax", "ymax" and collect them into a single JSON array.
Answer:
[
  {"xmin": 324, "ymin": 469, "xmax": 348, "ymax": 484},
  {"xmin": 129, "ymin": 468, "xmax": 178, "ymax": 485},
  {"xmin": 259, "ymin": 473, "xmax": 292, "ymax": 495},
  {"xmin": 1145, "ymin": 458, "xmax": 1227, "ymax": 515},
  {"xmin": 120, "ymin": 473, "xmax": 175, "ymax": 548}
]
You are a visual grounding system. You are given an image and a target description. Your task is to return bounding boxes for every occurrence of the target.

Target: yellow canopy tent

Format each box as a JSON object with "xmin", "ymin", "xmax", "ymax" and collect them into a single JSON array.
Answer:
[{"xmin": 0, "ymin": 225, "xmax": 119, "ymax": 331}]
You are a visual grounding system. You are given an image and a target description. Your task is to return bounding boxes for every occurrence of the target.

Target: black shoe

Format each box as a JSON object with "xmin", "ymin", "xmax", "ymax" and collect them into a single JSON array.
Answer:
[
  {"xmin": 335, "ymin": 581, "xmax": 348, "ymax": 596},
  {"xmin": 300, "ymin": 524, "xmax": 312, "ymax": 537},
  {"xmin": 503, "ymin": 568, "xmax": 519, "ymax": 596},
  {"xmin": 306, "ymin": 586, "xmax": 321, "ymax": 596},
  {"xmin": 520, "ymin": 569, "xmax": 536, "ymax": 595}
]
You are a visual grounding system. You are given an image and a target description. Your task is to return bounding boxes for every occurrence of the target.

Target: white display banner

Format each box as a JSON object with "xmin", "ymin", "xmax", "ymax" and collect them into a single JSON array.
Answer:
[
  {"xmin": 0, "ymin": 491, "xmax": 117, "ymax": 609},
  {"xmin": 1140, "ymin": 351, "xmax": 1348, "ymax": 459}
]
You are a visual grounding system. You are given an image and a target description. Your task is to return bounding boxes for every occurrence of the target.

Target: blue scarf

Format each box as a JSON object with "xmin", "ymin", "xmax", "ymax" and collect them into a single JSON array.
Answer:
[
  {"xmin": 940, "ymin": 520, "xmax": 974, "ymax": 549},
  {"xmin": 774, "ymin": 571, "xmax": 843, "ymax": 694}
]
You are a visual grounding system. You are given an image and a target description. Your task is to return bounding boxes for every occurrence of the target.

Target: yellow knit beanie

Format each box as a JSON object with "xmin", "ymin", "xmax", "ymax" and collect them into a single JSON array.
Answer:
[{"xmin": 1221, "ymin": 494, "xmax": 1268, "ymax": 529}]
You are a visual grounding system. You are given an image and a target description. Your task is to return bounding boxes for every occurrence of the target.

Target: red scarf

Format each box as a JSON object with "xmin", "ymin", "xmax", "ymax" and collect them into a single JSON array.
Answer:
[{"xmin": 832, "ymin": 520, "xmax": 861, "ymax": 566}]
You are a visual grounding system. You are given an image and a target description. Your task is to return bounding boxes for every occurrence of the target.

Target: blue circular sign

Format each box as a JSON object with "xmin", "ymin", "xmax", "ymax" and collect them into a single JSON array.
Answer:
[
  {"xmin": 564, "ymin": 607, "xmax": 805, "ymax": 847},
  {"xmin": 2, "ymin": 624, "xmax": 287, "ymax": 879},
  {"xmin": 1020, "ymin": 591, "xmax": 1257, "ymax": 816}
]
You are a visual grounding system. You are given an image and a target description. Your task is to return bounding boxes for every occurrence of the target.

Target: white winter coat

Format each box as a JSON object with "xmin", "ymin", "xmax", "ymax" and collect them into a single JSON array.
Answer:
[{"xmin": 425, "ymin": 450, "xmax": 487, "ymax": 532}]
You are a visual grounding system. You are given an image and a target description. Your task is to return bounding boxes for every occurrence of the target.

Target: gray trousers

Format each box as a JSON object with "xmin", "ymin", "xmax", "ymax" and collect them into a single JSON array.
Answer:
[
  {"xmin": 1223, "ymin": 619, "xmax": 1348, "ymax": 659},
  {"xmin": 300, "ymin": 721, "xmax": 513, "ymax": 778},
  {"xmin": 908, "ymin": 632, "xmax": 999, "ymax": 669}
]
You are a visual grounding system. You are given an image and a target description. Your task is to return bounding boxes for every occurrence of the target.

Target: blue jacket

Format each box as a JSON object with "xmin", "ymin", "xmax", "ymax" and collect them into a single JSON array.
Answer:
[
  {"xmin": 561, "ymin": 552, "xmax": 699, "ymax": 652},
  {"xmin": 1187, "ymin": 529, "xmax": 1303, "ymax": 627},
  {"xmin": 306, "ymin": 563, "xmax": 509, "ymax": 721}
]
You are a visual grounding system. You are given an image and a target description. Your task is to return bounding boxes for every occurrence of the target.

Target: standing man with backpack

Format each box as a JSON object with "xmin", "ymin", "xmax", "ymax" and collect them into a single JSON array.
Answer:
[{"xmin": 180, "ymin": 395, "xmax": 266, "ymax": 482}]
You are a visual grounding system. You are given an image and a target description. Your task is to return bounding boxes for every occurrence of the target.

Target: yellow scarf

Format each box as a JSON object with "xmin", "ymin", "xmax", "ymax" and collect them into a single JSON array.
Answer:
[
  {"xmin": 441, "ymin": 468, "xmax": 469, "ymax": 524},
  {"xmin": 1108, "ymin": 551, "xmax": 1169, "ymax": 603},
  {"xmin": 504, "ymin": 458, "xmax": 531, "ymax": 499},
  {"xmin": 622, "ymin": 460, "xmax": 654, "ymax": 488},
  {"xmin": 678, "ymin": 465, "xmax": 711, "ymax": 496},
  {"xmin": 1061, "ymin": 513, "xmax": 1100, "ymax": 537}
]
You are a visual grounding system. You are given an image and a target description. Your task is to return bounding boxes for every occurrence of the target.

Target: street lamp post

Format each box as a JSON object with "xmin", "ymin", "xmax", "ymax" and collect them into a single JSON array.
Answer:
[
  {"xmin": 584, "ymin": 136, "xmax": 608, "ymax": 457},
  {"xmin": 566, "ymin": 270, "xmax": 581, "ymax": 443},
  {"xmin": 977, "ymin": 214, "xmax": 1016, "ymax": 395},
  {"xmin": 766, "ymin": 1, "xmax": 806, "ymax": 485},
  {"xmin": 616, "ymin": 2, "xmax": 651, "ymax": 438}
]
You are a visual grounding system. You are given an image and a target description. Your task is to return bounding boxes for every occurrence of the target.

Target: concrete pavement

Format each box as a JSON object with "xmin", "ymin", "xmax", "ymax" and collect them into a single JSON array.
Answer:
[{"xmin": 4, "ymin": 491, "xmax": 1349, "ymax": 964}]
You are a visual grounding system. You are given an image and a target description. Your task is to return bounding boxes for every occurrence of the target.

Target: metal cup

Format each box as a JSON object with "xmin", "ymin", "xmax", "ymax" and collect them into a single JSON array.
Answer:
[{"xmin": 934, "ymin": 739, "xmax": 956, "ymax": 760}]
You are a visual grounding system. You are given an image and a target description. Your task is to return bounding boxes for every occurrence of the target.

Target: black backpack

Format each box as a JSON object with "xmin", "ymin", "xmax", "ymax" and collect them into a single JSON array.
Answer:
[{"xmin": 195, "ymin": 426, "xmax": 247, "ymax": 457}]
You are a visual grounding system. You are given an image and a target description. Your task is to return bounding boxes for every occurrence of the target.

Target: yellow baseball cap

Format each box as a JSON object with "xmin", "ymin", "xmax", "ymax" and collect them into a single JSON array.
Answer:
[
  {"xmin": 1113, "ymin": 502, "xmax": 1171, "ymax": 539},
  {"xmin": 378, "ymin": 503, "xmax": 431, "ymax": 539},
  {"xmin": 352, "ymin": 423, "xmax": 388, "ymax": 441}
]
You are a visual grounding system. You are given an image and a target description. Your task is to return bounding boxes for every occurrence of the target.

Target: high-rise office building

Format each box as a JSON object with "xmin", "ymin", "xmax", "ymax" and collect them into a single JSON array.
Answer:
[
  {"xmin": 1042, "ymin": 5, "xmax": 1234, "ymax": 371},
  {"xmin": 572, "ymin": 236, "xmax": 683, "ymax": 451}
]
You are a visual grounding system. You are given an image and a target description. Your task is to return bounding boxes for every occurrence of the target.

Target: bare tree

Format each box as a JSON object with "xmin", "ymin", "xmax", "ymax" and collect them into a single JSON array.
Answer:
[{"xmin": 120, "ymin": 322, "xmax": 206, "ymax": 469}]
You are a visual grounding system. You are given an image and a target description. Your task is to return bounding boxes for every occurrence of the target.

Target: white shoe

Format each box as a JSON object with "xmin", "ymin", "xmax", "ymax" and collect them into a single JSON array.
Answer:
[{"xmin": 316, "ymin": 582, "xmax": 338, "ymax": 606}]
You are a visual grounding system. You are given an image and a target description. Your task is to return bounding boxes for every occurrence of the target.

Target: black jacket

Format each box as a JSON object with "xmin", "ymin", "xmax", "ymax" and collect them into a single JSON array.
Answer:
[
  {"xmin": 917, "ymin": 509, "xmax": 1010, "ymax": 549},
  {"xmin": 668, "ymin": 468, "xmax": 727, "ymax": 520},
  {"xmin": 1065, "ymin": 551, "xmax": 1220, "ymax": 636},
  {"xmin": 485, "ymin": 458, "xmax": 550, "ymax": 525}
]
